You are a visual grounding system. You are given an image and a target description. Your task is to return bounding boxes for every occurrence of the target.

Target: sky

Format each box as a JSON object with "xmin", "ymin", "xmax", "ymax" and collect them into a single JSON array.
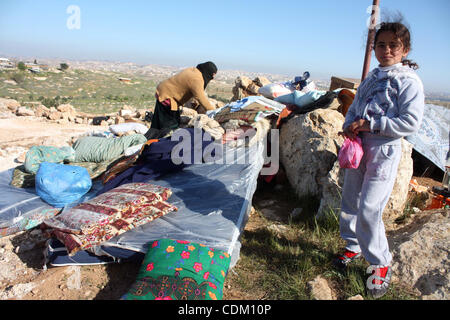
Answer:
[{"xmin": 0, "ymin": 0, "xmax": 449, "ymax": 93}]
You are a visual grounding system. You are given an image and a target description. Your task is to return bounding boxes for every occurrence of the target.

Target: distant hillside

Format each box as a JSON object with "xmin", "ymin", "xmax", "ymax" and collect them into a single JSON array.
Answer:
[
  {"xmin": 1, "ymin": 57, "xmax": 449, "ymax": 114},
  {"xmin": 0, "ymin": 66, "xmax": 237, "ymax": 115}
]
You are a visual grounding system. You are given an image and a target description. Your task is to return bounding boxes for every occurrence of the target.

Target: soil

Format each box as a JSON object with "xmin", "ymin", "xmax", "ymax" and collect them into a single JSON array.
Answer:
[{"xmin": 0, "ymin": 115, "xmax": 444, "ymax": 300}]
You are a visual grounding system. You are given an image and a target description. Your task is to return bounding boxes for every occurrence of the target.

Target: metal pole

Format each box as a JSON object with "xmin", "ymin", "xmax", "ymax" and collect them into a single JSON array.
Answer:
[{"xmin": 361, "ymin": 0, "xmax": 380, "ymax": 81}]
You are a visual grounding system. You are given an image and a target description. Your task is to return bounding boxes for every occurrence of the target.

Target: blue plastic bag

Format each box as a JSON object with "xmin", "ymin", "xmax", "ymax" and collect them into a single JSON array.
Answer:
[{"xmin": 35, "ymin": 162, "xmax": 92, "ymax": 208}]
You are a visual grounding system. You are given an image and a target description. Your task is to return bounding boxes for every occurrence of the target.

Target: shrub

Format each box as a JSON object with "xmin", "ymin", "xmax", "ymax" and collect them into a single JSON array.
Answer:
[
  {"xmin": 10, "ymin": 73, "xmax": 25, "ymax": 84},
  {"xmin": 17, "ymin": 62, "xmax": 26, "ymax": 71}
]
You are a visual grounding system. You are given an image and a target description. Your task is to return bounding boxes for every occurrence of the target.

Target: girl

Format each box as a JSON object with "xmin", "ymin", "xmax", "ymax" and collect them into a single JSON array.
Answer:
[{"xmin": 334, "ymin": 22, "xmax": 424, "ymax": 298}]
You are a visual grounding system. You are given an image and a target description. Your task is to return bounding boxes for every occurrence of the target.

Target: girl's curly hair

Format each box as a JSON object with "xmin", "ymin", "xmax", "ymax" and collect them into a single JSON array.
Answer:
[{"xmin": 374, "ymin": 22, "xmax": 419, "ymax": 70}]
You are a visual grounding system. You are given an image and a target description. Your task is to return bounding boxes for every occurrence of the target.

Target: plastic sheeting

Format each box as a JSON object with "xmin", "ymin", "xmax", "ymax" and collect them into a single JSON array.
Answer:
[
  {"xmin": 98, "ymin": 140, "xmax": 266, "ymax": 268},
  {"xmin": 0, "ymin": 135, "xmax": 266, "ymax": 267},
  {"xmin": 0, "ymin": 168, "xmax": 55, "ymax": 229},
  {"xmin": 406, "ymin": 104, "xmax": 450, "ymax": 172}
]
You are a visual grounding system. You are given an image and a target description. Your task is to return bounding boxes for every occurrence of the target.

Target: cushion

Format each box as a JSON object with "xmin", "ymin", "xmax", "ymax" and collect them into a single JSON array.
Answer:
[
  {"xmin": 109, "ymin": 123, "xmax": 149, "ymax": 135},
  {"xmin": 42, "ymin": 183, "xmax": 177, "ymax": 255},
  {"xmin": 122, "ymin": 239, "xmax": 231, "ymax": 300},
  {"xmin": 24, "ymin": 146, "xmax": 76, "ymax": 174}
]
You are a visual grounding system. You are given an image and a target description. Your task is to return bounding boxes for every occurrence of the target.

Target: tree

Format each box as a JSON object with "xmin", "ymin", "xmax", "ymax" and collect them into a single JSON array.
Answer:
[
  {"xmin": 60, "ymin": 63, "xmax": 69, "ymax": 71},
  {"xmin": 17, "ymin": 62, "xmax": 26, "ymax": 71}
]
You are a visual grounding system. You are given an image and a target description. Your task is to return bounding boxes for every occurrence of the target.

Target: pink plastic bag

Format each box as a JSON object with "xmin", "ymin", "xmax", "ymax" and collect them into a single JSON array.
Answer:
[{"xmin": 338, "ymin": 137, "xmax": 364, "ymax": 169}]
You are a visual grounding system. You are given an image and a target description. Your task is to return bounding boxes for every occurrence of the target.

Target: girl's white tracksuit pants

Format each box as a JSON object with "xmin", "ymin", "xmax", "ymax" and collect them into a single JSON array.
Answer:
[{"xmin": 339, "ymin": 133, "xmax": 402, "ymax": 266}]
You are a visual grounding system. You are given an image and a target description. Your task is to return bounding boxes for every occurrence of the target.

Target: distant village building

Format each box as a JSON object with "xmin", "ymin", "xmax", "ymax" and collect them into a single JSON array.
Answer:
[
  {"xmin": 0, "ymin": 58, "xmax": 14, "ymax": 69},
  {"xmin": 24, "ymin": 62, "xmax": 49, "ymax": 73}
]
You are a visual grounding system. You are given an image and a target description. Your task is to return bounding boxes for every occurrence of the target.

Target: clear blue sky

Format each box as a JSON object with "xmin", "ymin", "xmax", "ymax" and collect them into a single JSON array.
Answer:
[{"xmin": 0, "ymin": 0, "xmax": 449, "ymax": 93}]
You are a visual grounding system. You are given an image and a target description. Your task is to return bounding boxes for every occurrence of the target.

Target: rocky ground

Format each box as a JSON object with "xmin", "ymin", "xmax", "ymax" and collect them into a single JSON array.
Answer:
[{"xmin": 0, "ymin": 111, "xmax": 448, "ymax": 301}]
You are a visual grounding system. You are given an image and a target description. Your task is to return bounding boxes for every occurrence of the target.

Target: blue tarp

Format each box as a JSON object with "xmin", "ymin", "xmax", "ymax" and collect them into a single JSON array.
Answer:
[
  {"xmin": 97, "ymin": 140, "xmax": 265, "ymax": 267},
  {"xmin": 0, "ymin": 134, "xmax": 266, "ymax": 268},
  {"xmin": 406, "ymin": 103, "xmax": 450, "ymax": 172}
]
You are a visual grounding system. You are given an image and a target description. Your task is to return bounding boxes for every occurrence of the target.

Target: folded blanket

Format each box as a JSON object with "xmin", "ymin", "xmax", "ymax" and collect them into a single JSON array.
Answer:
[{"xmin": 42, "ymin": 183, "xmax": 177, "ymax": 256}]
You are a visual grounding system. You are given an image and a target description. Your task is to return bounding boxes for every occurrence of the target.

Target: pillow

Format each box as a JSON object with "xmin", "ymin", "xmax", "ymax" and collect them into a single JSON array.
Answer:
[
  {"xmin": 109, "ymin": 123, "xmax": 149, "ymax": 135},
  {"xmin": 122, "ymin": 239, "xmax": 231, "ymax": 300},
  {"xmin": 258, "ymin": 82, "xmax": 293, "ymax": 99},
  {"xmin": 42, "ymin": 183, "xmax": 177, "ymax": 255}
]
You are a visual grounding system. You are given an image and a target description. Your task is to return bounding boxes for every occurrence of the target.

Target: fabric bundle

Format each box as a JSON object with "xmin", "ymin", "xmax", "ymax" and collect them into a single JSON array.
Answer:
[{"xmin": 42, "ymin": 183, "xmax": 177, "ymax": 255}]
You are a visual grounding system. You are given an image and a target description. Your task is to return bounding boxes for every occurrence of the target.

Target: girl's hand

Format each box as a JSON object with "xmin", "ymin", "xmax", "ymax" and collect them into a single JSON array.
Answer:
[
  {"xmin": 351, "ymin": 119, "xmax": 370, "ymax": 134},
  {"xmin": 339, "ymin": 126, "xmax": 357, "ymax": 140},
  {"xmin": 340, "ymin": 120, "xmax": 370, "ymax": 140}
]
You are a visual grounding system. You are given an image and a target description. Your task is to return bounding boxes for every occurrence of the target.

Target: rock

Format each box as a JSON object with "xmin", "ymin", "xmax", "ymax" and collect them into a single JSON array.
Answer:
[
  {"xmin": 0, "ymin": 98, "xmax": 21, "ymax": 111},
  {"xmin": 307, "ymin": 275, "xmax": 335, "ymax": 300},
  {"xmin": 383, "ymin": 139, "xmax": 414, "ymax": 226},
  {"xmin": 57, "ymin": 104, "xmax": 77, "ymax": 118},
  {"xmin": 3, "ymin": 80, "xmax": 17, "ymax": 85},
  {"xmin": 231, "ymin": 76, "xmax": 266, "ymax": 101},
  {"xmin": 290, "ymin": 208, "xmax": 303, "ymax": 219},
  {"xmin": 136, "ymin": 109, "xmax": 147, "ymax": 119},
  {"xmin": 0, "ymin": 283, "xmax": 36, "ymax": 300},
  {"xmin": 280, "ymin": 108, "xmax": 414, "ymax": 225},
  {"xmin": 56, "ymin": 118, "xmax": 70, "ymax": 125},
  {"xmin": 315, "ymin": 139, "xmax": 414, "ymax": 226},
  {"xmin": 66, "ymin": 266, "xmax": 81, "ymax": 290},
  {"xmin": 33, "ymin": 104, "xmax": 50, "ymax": 118},
  {"xmin": 316, "ymin": 160, "xmax": 344, "ymax": 218},
  {"xmin": 75, "ymin": 117, "xmax": 84, "ymax": 124},
  {"xmin": 280, "ymin": 108, "xmax": 345, "ymax": 198},
  {"xmin": 254, "ymin": 76, "xmax": 271, "ymax": 87},
  {"xmin": 235, "ymin": 76, "xmax": 253, "ymax": 89},
  {"xmin": 390, "ymin": 211, "xmax": 450, "ymax": 299},
  {"xmin": 48, "ymin": 111, "xmax": 63, "ymax": 120},
  {"xmin": 247, "ymin": 83, "xmax": 260, "ymax": 95},
  {"xmin": 119, "ymin": 109, "xmax": 134, "ymax": 117},
  {"xmin": 115, "ymin": 116, "xmax": 125, "ymax": 124},
  {"xmin": 16, "ymin": 107, "xmax": 35, "ymax": 117}
]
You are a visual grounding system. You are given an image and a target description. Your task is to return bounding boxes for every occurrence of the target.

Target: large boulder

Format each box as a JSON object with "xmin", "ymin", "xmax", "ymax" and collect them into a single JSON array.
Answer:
[
  {"xmin": 280, "ymin": 108, "xmax": 414, "ymax": 225},
  {"xmin": 231, "ymin": 76, "xmax": 271, "ymax": 101},
  {"xmin": 0, "ymin": 98, "xmax": 20, "ymax": 113},
  {"xmin": 317, "ymin": 138, "xmax": 414, "ymax": 225},
  {"xmin": 389, "ymin": 210, "xmax": 449, "ymax": 299},
  {"xmin": 280, "ymin": 108, "xmax": 345, "ymax": 198},
  {"xmin": 57, "ymin": 104, "xmax": 77, "ymax": 119},
  {"xmin": 16, "ymin": 107, "xmax": 35, "ymax": 117}
]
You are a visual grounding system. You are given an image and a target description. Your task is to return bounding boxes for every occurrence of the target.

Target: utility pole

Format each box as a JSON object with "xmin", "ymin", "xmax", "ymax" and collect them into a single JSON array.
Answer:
[{"xmin": 361, "ymin": 0, "xmax": 380, "ymax": 81}]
